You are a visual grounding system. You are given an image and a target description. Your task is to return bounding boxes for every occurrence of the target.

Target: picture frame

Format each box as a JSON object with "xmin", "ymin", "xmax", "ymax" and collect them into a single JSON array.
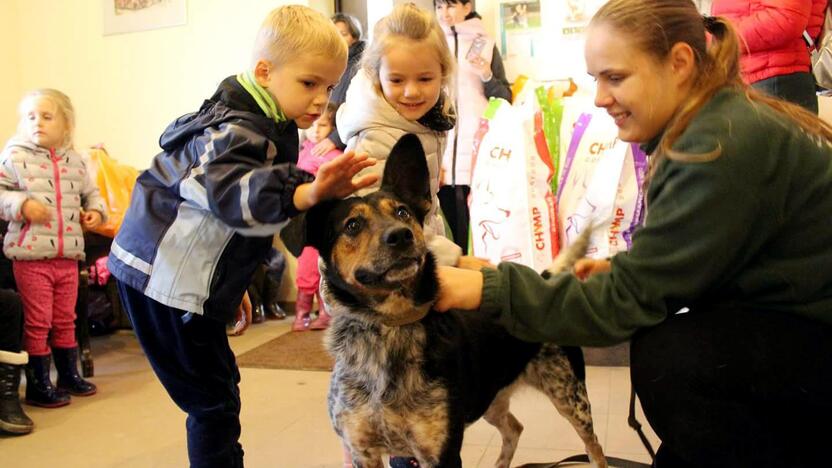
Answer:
[{"xmin": 102, "ymin": 0, "xmax": 187, "ymax": 36}]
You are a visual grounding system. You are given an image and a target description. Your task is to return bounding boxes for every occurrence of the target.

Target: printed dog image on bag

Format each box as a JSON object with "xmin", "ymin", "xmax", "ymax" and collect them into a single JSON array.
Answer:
[{"xmin": 282, "ymin": 134, "xmax": 607, "ymax": 468}]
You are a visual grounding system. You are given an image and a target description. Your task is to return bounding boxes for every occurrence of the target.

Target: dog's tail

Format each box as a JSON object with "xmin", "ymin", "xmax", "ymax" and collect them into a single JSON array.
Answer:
[{"xmin": 541, "ymin": 224, "xmax": 592, "ymax": 279}]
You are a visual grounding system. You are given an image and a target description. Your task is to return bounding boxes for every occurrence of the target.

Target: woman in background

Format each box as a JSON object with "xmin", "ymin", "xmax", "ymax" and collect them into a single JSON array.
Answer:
[{"xmin": 711, "ymin": 0, "xmax": 827, "ymax": 113}]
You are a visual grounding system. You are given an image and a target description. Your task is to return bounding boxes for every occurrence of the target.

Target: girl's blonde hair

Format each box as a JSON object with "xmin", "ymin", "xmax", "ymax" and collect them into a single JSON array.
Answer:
[
  {"xmin": 18, "ymin": 88, "xmax": 75, "ymax": 149},
  {"xmin": 252, "ymin": 5, "xmax": 347, "ymax": 67},
  {"xmin": 592, "ymin": 0, "xmax": 832, "ymax": 173},
  {"xmin": 361, "ymin": 3, "xmax": 454, "ymax": 90}
]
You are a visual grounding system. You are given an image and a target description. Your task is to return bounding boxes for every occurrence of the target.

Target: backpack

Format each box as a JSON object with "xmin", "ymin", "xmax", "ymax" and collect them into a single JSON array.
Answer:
[{"xmin": 806, "ymin": 5, "xmax": 832, "ymax": 89}]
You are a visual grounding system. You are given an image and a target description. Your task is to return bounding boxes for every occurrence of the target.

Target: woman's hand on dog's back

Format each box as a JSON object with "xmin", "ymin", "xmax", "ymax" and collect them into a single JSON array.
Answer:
[{"xmin": 435, "ymin": 266, "xmax": 484, "ymax": 312}]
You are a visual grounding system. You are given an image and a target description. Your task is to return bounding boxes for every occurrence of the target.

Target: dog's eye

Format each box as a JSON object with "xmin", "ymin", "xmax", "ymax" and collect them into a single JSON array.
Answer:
[
  {"xmin": 345, "ymin": 218, "xmax": 362, "ymax": 235},
  {"xmin": 395, "ymin": 206, "xmax": 410, "ymax": 220}
]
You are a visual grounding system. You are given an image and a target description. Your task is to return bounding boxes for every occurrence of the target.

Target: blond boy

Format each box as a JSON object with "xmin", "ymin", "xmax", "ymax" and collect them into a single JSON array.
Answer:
[{"xmin": 108, "ymin": 6, "xmax": 376, "ymax": 467}]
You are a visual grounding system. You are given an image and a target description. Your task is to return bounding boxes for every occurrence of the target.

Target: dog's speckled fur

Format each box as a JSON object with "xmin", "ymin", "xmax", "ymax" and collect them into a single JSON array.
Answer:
[{"xmin": 283, "ymin": 135, "xmax": 606, "ymax": 468}]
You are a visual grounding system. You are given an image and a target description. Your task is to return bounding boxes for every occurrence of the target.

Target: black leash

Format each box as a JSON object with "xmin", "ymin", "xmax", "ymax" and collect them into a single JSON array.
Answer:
[
  {"xmin": 517, "ymin": 453, "xmax": 650, "ymax": 468},
  {"xmin": 627, "ymin": 384, "xmax": 656, "ymax": 461},
  {"xmin": 517, "ymin": 385, "xmax": 655, "ymax": 468}
]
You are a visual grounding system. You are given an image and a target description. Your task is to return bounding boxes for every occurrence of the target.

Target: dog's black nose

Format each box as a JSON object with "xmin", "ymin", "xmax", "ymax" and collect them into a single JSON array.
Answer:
[{"xmin": 383, "ymin": 227, "xmax": 414, "ymax": 249}]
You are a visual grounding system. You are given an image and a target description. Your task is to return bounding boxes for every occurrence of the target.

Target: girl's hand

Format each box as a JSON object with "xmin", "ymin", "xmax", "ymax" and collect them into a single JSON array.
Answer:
[
  {"xmin": 21, "ymin": 199, "xmax": 51, "ymax": 224},
  {"xmin": 434, "ymin": 266, "xmax": 483, "ymax": 312},
  {"xmin": 80, "ymin": 210, "xmax": 103, "ymax": 230},
  {"xmin": 311, "ymin": 139, "xmax": 337, "ymax": 157},
  {"xmin": 574, "ymin": 258, "xmax": 611, "ymax": 280},
  {"xmin": 457, "ymin": 255, "xmax": 496, "ymax": 271},
  {"xmin": 229, "ymin": 291, "xmax": 253, "ymax": 336},
  {"xmin": 294, "ymin": 151, "xmax": 378, "ymax": 211}
]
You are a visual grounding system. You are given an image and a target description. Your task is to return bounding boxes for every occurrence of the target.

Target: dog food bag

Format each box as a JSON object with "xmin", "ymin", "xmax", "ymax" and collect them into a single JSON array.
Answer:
[
  {"xmin": 469, "ymin": 87, "xmax": 560, "ymax": 272},
  {"xmin": 556, "ymin": 110, "xmax": 648, "ymax": 258}
]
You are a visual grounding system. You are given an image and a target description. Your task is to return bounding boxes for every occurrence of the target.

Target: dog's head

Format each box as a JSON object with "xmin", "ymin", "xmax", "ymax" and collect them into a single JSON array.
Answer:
[{"xmin": 282, "ymin": 134, "xmax": 438, "ymax": 325}]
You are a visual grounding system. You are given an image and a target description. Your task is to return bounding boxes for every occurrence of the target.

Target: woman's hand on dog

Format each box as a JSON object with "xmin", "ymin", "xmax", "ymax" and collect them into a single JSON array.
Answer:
[
  {"xmin": 435, "ymin": 266, "xmax": 484, "ymax": 312},
  {"xmin": 294, "ymin": 151, "xmax": 379, "ymax": 211}
]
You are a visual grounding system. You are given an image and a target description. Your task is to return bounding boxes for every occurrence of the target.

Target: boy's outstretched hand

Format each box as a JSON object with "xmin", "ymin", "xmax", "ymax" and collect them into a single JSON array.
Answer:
[
  {"xmin": 434, "ymin": 266, "xmax": 484, "ymax": 312},
  {"xmin": 293, "ymin": 151, "xmax": 378, "ymax": 211}
]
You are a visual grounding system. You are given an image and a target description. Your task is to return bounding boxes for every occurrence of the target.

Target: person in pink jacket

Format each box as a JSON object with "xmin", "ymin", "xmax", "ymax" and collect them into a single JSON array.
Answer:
[
  {"xmin": 712, "ymin": 0, "xmax": 827, "ymax": 113},
  {"xmin": 292, "ymin": 103, "xmax": 343, "ymax": 331}
]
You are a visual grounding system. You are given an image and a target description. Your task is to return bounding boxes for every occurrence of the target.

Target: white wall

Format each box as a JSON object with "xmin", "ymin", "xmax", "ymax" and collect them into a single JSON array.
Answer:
[
  {"xmin": 3, "ymin": 0, "xmax": 322, "ymax": 169},
  {"xmin": 0, "ymin": 1, "xmax": 22, "ymax": 142}
]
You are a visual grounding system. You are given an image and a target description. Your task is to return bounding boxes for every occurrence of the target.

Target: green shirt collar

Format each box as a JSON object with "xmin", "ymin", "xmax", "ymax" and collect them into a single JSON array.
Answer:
[{"xmin": 236, "ymin": 71, "xmax": 286, "ymax": 124}]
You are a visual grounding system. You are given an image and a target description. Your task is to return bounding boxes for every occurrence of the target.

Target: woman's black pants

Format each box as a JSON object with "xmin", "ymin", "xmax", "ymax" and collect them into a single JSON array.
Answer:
[{"xmin": 631, "ymin": 307, "xmax": 832, "ymax": 468}]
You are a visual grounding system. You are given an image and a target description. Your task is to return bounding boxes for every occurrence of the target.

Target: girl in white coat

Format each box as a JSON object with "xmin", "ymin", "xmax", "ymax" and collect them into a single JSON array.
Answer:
[{"xmin": 337, "ymin": 3, "xmax": 464, "ymax": 267}]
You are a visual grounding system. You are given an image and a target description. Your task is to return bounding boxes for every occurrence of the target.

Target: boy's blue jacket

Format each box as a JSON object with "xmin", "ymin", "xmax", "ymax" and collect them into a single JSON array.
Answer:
[{"xmin": 108, "ymin": 76, "xmax": 313, "ymax": 320}]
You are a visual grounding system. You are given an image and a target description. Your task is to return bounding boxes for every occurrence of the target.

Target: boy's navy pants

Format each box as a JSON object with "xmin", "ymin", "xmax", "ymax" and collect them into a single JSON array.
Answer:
[{"xmin": 117, "ymin": 281, "xmax": 243, "ymax": 468}]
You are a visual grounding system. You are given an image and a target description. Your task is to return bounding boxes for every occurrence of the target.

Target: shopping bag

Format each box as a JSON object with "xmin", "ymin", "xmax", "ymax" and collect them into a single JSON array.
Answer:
[
  {"xmin": 557, "ymin": 111, "xmax": 648, "ymax": 259},
  {"xmin": 86, "ymin": 146, "xmax": 139, "ymax": 238},
  {"xmin": 469, "ymin": 87, "xmax": 559, "ymax": 272}
]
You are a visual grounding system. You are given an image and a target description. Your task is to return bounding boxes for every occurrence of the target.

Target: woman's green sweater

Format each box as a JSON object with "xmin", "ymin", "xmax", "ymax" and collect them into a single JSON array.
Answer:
[{"xmin": 481, "ymin": 89, "xmax": 832, "ymax": 346}]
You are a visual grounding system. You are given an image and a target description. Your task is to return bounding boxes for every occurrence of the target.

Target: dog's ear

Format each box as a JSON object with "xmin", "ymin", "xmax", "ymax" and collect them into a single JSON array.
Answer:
[
  {"xmin": 380, "ymin": 134, "xmax": 432, "ymax": 221},
  {"xmin": 279, "ymin": 201, "xmax": 334, "ymax": 257}
]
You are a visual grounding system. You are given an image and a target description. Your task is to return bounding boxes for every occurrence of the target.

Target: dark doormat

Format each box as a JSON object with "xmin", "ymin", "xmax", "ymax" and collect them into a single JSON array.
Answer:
[
  {"xmin": 236, "ymin": 330, "xmax": 629, "ymax": 372},
  {"xmin": 236, "ymin": 330, "xmax": 333, "ymax": 371}
]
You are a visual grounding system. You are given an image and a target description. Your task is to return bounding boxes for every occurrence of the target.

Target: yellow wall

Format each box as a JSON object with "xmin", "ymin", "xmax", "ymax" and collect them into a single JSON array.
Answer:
[
  {"xmin": 2, "ymin": 0, "xmax": 326, "ymax": 169},
  {"xmin": 0, "ymin": 1, "xmax": 22, "ymax": 142}
]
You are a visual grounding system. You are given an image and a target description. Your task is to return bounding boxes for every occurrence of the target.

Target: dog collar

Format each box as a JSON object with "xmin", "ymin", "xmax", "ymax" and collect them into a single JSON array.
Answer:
[{"xmin": 376, "ymin": 300, "xmax": 433, "ymax": 327}]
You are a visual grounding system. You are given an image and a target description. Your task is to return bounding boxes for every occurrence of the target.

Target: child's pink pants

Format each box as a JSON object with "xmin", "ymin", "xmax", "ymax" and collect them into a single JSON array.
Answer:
[
  {"xmin": 13, "ymin": 258, "xmax": 79, "ymax": 356},
  {"xmin": 295, "ymin": 246, "xmax": 321, "ymax": 293}
]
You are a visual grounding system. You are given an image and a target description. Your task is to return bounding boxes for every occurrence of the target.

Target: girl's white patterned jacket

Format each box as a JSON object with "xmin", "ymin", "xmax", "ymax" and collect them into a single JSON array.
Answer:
[{"xmin": 0, "ymin": 138, "xmax": 106, "ymax": 261}]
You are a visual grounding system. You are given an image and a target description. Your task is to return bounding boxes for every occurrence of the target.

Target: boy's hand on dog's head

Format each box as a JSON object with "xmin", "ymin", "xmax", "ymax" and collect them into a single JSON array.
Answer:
[
  {"xmin": 294, "ymin": 151, "xmax": 378, "ymax": 211},
  {"xmin": 435, "ymin": 266, "xmax": 484, "ymax": 312}
]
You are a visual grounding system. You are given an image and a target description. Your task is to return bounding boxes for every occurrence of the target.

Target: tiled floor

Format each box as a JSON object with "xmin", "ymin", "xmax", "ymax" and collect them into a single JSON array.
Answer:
[{"xmin": 0, "ymin": 319, "xmax": 659, "ymax": 467}]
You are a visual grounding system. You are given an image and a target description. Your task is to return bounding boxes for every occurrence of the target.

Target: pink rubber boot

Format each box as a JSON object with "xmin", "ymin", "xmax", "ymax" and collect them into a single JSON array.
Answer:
[
  {"xmin": 292, "ymin": 291, "xmax": 314, "ymax": 332},
  {"xmin": 309, "ymin": 290, "xmax": 331, "ymax": 330}
]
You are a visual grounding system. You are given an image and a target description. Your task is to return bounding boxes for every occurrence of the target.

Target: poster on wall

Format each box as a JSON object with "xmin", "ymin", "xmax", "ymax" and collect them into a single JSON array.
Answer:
[
  {"xmin": 498, "ymin": 1, "xmax": 542, "ymax": 82},
  {"xmin": 562, "ymin": 0, "xmax": 592, "ymax": 36},
  {"xmin": 102, "ymin": 0, "xmax": 187, "ymax": 36},
  {"xmin": 497, "ymin": 0, "xmax": 606, "ymax": 85}
]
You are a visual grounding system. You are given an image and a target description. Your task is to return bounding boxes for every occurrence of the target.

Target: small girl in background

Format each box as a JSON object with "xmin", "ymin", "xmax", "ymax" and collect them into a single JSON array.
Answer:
[
  {"xmin": 293, "ymin": 103, "xmax": 342, "ymax": 331},
  {"xmin": 337, "ymin": 3, "xmax": 464, "ymax": 271},
  {"xmin": 0, "ymin": 89, "xmax": 106, "ymax": 408}
]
